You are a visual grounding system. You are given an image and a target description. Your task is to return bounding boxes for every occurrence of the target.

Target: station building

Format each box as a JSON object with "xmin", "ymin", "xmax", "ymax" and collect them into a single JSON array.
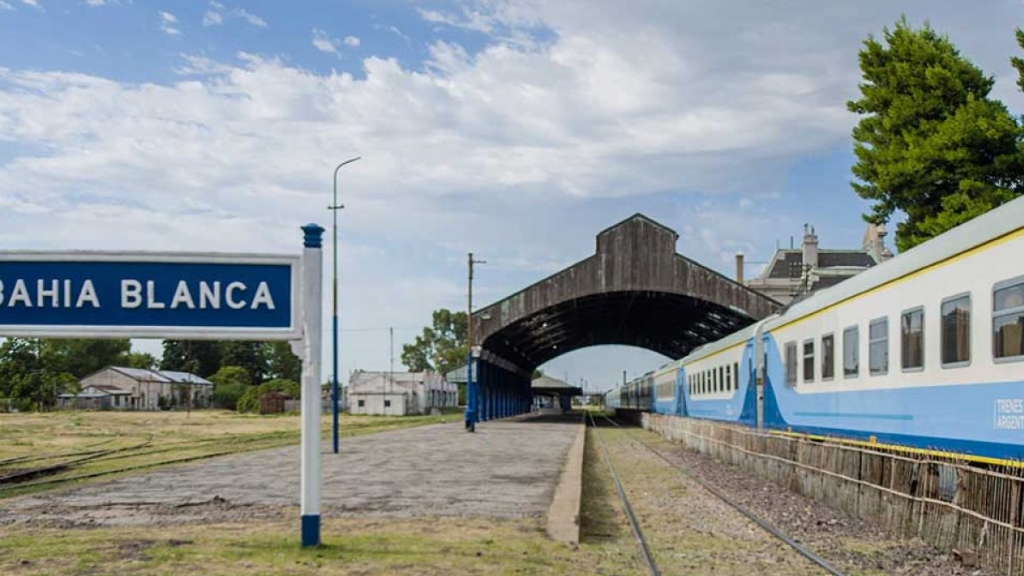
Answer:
[
  {"xmin": 347, "ymin": 370, "xmax": 457, "ymax": 416},
  {"xmin": 742, "ymin": 222, "xmax": 893, "ymax": 304},
  {"xmin": 58, "ymin": 366, "xmax": 213, "ymax": 411}
]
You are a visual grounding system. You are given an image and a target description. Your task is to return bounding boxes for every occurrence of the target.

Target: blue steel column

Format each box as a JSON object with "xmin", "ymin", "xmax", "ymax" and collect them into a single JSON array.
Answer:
[
  {"xmin": 483, "ymin": 364, "xmax": 491, "ymax": 420},
  {"xmin": 465, "ymin": 351, "xmax": 477, "ymax": 432},
  {"xmin": 479, "ymin": 364, "xmax": 488, "ymax": 422}
]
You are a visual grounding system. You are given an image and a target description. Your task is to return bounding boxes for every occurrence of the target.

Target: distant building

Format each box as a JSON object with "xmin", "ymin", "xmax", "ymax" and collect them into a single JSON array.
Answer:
[
  {"xmin": 743, "ymin": 222, "xmax": 892, "ymax": 305},
  {"xmin": 58, "ymin": 366, "xmax": 214, "ymax": 411},
  {"xmin": 348, "ymin": 370, "xmax": 456, "ymax": 416}
]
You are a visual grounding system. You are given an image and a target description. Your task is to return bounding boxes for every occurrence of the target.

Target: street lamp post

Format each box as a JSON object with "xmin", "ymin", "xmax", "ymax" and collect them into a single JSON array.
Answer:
[
  {"xmin": 330, "ymin": 156, "xmax": 361, "ymax": 454},
  {"xmin": 465, "ymin": 252, "xmax": 485, "ymax": 432}
]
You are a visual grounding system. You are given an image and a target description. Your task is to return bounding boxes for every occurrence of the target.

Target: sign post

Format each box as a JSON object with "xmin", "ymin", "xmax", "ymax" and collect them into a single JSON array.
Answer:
[
  {"xmin": 296, "ymin": 224, "xmax": 324, "ymax": 547},
  {"xmin": 0, "ymin": 223, "xmax": 326, "ymax": 548}
]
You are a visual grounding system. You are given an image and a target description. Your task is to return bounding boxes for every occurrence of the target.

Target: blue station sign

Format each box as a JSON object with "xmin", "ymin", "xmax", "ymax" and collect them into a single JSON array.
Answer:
[{"xmin": 0, "ymin": 252, "xmax": 301, "ymax": 340}]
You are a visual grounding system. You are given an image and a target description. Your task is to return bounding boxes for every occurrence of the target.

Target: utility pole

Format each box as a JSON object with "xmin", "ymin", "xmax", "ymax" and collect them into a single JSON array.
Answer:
[
  {"xmin": 465, "ymin": 252, "xmax": 485, "ymax": 432},
  {"xmin": 389, "ymin": 326, "xmax": 394, "ymax": 416}
]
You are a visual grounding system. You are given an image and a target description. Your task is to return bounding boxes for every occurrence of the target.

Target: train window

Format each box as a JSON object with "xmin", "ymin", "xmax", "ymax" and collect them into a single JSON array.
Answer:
[
  {"xmin": 821, "ymin": 334, "xmax": 835, "ymax": 381},
  {"xmin": 718, "ymin": 366, "xmax": 724, "ymax": 392},
  {"xmin": 869, "ymin": 317, "xmax": 889, "ymax": 375},
  {"xmin": 993, "ymin": 279, "xmax": 1024, "ymax": 361},
  {"xmin": 942, "ymin": 294, "xmax": 972, "ymax": 367},
  {"xmin": 803, "ymin": 339, "xmax": 815, "ymax": 382},
  {"xmin": 734, "ymin": 362, "xmax": 739, "ymax": 390},
  {"xmin": 901, "ymin": 307, "xmax": 925, "ymax": 371},
  {"xmin": 785, "ymin": 341, "xmax": 797, "ymax": 387},
  {"xmin": 843, "ymin": 326, "xmax": 859, "ymax": 378}
]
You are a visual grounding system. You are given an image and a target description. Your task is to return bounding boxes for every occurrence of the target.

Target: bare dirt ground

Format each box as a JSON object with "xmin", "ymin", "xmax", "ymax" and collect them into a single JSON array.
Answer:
[
  {"xmin": 638, "ymin": 427, "xmax": 989, "ymax": 576},
  {"xmin": 0, "ymin": 415, "xmax": 581, "ymax": 529}
]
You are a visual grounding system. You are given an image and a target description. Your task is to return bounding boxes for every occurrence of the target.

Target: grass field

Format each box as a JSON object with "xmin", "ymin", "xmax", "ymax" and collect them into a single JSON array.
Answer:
[{"xmin": 0, "ymin": 410, "xmax": 460, "ymax": 498}]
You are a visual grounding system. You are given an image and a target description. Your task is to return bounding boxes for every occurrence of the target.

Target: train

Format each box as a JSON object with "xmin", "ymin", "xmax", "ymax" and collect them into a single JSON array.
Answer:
[{"xmin": 606, "ymin": 194, "xmax": 1024, "ymax": 465}]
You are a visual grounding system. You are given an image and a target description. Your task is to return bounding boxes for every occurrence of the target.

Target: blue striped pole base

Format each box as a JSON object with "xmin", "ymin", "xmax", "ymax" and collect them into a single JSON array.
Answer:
[{"xmin": 301, "ymin": 514, "xmax": 321, "ymax": 548}]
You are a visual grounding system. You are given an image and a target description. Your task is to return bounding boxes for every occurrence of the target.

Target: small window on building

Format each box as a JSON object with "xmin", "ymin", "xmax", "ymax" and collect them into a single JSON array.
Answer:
[
  {"xmin": 821, "ymin": 334, "xmax": 834, "ymax": 380},
  {"xmin": 785, "ymin": 341, "xmax": 797, "ymax": 387},
  {"xmin": 718, "ymin": 366, "xmax": 724, "ymax": 392},
  {"xmin": 384, "ymin": 399, "xmax": 391, "ymax": 407},
  {"xmin": 901, "ymin": 307, "xmax": 924, "ymax": 371},
  {"xmin": 869, "ymin": 317, "xmax": 889, "ymax": 375},
  {"xmin": 734, "ymin": 362, "xmax": 739, "ymax": 390},
  {"xmin": 357, "ymin": 399, "xmax": 365, "ymax": 407},
  {"xmin": 725, "ymin": 364, "xmax": 731, "ymax": 391},
  {"xmin": 994, "ymin": 280, "xmax": 1024, "ymax": 361},
  {"xmin": 803, "ymin": 339, "xmax": 815, "ymax": 382},
  {"xmin": 843, "ymin": 326, "xmax": 859, "ymax": 378}
]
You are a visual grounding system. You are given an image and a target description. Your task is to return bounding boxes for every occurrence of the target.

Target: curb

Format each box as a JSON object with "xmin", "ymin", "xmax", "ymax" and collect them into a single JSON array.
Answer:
[{"xmin": 545, "ymin": 412, "xmax": 586, "ymax": 546}]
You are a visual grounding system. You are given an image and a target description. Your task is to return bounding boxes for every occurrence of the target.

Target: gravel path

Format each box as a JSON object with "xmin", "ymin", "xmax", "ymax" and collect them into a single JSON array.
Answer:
[
  {"xmin": 638, "ymin": 427, "xmax": 989, "ymax": 576},
  {"xmin": 0, "ymin": 415, "xmax": 581, "ymax": 528}
]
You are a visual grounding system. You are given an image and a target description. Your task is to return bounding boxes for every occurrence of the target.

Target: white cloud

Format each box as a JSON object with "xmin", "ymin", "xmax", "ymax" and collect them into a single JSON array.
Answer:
[
  {"xmin": 343, "ymin": 35, "xmax": 360, "ymax": 48},
  {"xmin": 202, "ymin": 10, "xmax": 223, "ymax": 26},
  {"xmin": 1, "ymin": 0, "xmax": 1023, "ymax": 382},
  {"xmin": 233, "ymin": 8, "xmax": 266, "ymax": 28},
  {"xmin": 311, "ymin": 29, "xmax": 339, "ymax": 54},
  {"xmin": 0, "ymin": 1, "xmax": 13, "ymax": 10},
  {"xmin": 20, "ymin": 0, "xmax": 37, "ymax": 6},
  {"xmin": 86, "ymin": 0, "xmax": 106, "ymax": 5},
  {"xmin": 158, "ymin": 11, "xmax": 180, "ymax": 35}
]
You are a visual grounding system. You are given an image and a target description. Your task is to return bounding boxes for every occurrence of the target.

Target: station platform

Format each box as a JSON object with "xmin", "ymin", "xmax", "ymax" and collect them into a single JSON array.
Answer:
[{"xmin": 0, "ymin": 411, "xmax": 585, "ymax": 526}]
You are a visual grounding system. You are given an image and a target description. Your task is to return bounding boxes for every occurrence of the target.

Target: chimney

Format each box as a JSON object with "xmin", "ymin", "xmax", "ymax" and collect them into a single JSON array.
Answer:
[
  {"xmin": 735, "ymin": 252, "xmax": 744, "ymax": 284},
  {"xmin": 802, "ymin": 223, "xmax": 818, "ymax": 270}
]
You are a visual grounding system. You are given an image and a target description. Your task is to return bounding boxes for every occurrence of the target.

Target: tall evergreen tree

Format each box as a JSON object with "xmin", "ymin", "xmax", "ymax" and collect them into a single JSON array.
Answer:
[{"xmin": 848, "ymin": 17, "xmax": 1024, "ymax": 252}]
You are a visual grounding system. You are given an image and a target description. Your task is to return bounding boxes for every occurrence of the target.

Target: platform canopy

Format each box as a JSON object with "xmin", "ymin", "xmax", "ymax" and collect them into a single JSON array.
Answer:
[{"xmin": 471, "ymin": 214, "xmax": 782, "ymax": 372}]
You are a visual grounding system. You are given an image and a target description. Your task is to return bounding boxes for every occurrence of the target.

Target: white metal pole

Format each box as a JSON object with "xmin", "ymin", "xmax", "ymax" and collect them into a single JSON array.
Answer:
[{"xmin": 298, "ymin": 223, "xmax": 325, "ymax": 548}]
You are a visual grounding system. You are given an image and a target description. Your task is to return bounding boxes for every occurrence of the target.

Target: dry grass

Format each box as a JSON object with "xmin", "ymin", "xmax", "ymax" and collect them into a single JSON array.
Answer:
[{"xmin": 0, "ymin": 515, "xmax": 618, "ymax": 576}]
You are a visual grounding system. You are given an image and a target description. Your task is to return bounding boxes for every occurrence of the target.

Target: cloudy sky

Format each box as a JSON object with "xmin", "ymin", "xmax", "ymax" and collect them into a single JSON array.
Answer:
[{"xmin": 1, "ymin": 0, "xmax": 1023, "ymax": 392}]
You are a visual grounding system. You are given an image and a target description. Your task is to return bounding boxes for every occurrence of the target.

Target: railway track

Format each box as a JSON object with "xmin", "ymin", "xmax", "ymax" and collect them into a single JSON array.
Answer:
[
  {"xmin": 587, "ymin": 411, "xmax": 660, "ymax": 576},
  {"xmin": 589, "ymin": 411, "xmax": 849, "ymax": 576}
]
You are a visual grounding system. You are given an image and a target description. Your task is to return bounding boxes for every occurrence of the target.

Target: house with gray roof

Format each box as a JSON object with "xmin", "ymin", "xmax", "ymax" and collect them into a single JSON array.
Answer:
[
  {"xmin": 743, "ymin": 222, "xmax": 892, "ymax": 305},
  {"xmin": 62, "ymin": 366, "xmax": 214, "ymax": 411}
]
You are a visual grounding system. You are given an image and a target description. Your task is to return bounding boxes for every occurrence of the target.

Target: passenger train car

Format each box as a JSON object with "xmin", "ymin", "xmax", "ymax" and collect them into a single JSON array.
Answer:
[{"xmin": 606, "ymin": 194, "xmax": 1024, "ymax": 464}]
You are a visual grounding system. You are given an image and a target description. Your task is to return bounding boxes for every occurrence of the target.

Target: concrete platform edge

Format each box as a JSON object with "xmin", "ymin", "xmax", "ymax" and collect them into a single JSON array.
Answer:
[{"xmin": 545, "ymin": 412, "xmax": 586, "ymax": 546}]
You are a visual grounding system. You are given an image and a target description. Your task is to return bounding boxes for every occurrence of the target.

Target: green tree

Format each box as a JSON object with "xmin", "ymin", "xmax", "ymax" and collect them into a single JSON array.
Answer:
[
  {"xmin": 220, "ymin": 341, "xmax": 268, "ymax": 385},
  {"xmin": 265, "ymin": 341, "xmax": 301, "ymax": 382},
  {"xmin": 401, "ymin": 309, "xmax": 468, "ymax": 376},
  {"xmin": 0, "ymin": 339, "xmax": 79, "ymax": 411},
  {"xmin": 42, "ymin": 339, "xmax": 131, "ymax": 378},
  {"xmin": 126, "ymin": 351, "xmax": 158, "ymax": 370},
  {"xmin": 160, "ymin": 340, "xmax": 222, "ymax": 377},
  {"xmin": 207, "ymin": 366, "xmax": 251, "ymax": 410},
  {"xmin": 848, "ymin": 16, "xmax": 1024, "ymax": 252}
]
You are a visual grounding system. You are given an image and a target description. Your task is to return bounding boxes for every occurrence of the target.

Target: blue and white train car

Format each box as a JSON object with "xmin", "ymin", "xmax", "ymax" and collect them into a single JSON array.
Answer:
[
  {"xmin": 761, "ymin": 195, "xmax": 1024, "ymax": 462},
  {"xmin": 651, "ymin": 360, "xmax": 683, "ymax": 415},
  {"xmin": 675, "ymin": 326, "xmax": 758, "ymax": 426},
  {"xmin": 607, "ymin": 194, "xmax": 1024, "ymax": 464}
]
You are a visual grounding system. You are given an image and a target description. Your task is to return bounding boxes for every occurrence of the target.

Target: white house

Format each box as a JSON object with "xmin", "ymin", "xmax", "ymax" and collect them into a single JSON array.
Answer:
[
  {"xmin": 348, "ymin": 370, "xmax": 456, "ymax": 416},
  {"xmin": 64, "ymin": 366, "xmax": 214, "ymax": 411}
]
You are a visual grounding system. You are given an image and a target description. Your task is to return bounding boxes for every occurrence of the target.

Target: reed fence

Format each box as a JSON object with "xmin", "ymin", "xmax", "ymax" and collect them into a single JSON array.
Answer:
[{"xmin": 644, "ymin": 413, "xmax": 1024, "ymax": 575}]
